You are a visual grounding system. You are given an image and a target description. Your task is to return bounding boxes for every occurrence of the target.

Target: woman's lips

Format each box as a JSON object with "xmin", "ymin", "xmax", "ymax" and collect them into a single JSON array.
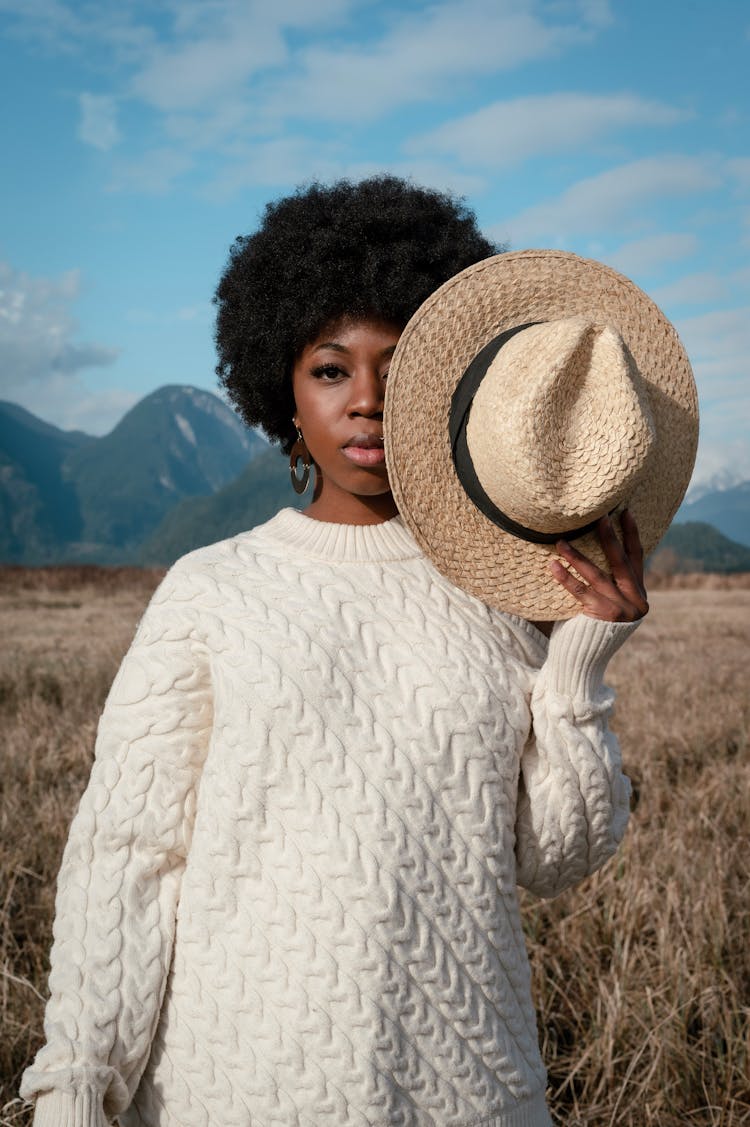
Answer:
[{"xmin": 342, "ymin": 435, "xmax": 386, "ymax": 466}]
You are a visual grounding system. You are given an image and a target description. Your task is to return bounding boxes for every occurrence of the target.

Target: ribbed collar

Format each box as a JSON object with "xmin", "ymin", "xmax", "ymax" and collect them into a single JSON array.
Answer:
[{"xmin": 255, "ymin": 507, "xmax": 425, "ymax": 563}]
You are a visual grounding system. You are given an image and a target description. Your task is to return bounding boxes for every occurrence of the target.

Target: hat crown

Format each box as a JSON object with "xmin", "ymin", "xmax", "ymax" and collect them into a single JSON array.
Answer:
[{"xmin": 465, "ymin": 317, "xmax": 656, "ymax": 535}]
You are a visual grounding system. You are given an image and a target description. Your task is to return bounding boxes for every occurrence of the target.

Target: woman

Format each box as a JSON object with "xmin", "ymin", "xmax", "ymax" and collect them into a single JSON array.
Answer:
[{"xmin": 21, "ymin": 177, "xmax": 651, "ymax": 1127}]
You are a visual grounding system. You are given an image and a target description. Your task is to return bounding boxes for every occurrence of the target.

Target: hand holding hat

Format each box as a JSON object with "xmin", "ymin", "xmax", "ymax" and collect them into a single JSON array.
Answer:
[
  {"xmin": 550, "ymin": 509, "xmax": 649, "ymax": 623},
  {"xmin": 385, "ymin": 250, "xmax": 698, "ymax": 620}
]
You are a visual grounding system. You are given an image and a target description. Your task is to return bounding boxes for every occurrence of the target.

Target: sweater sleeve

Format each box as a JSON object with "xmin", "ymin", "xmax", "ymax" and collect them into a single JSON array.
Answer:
[
  {"xmin": 514, "ymin": 614, "xmax": 638, "ymax": 900},
  {"xmin": 20, "ymin": 564, "xmax": 213, "ymax": 1127}
]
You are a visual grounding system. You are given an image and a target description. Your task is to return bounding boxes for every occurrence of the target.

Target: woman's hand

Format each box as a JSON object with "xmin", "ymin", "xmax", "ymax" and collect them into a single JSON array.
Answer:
[{"xmin": 548, "ymin": 508, "xmax": 649, "ymax": 622}]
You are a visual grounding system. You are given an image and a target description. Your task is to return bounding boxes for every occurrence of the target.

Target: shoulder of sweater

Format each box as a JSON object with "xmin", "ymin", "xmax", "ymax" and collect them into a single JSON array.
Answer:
[
  {"xmin": 169, "ymin": 532, "xmax": 259, "ymax": 575},
  {"xmin": 163, "ymin": 513, "xmax": 286, "ymax": 581},
  {"xmin": 140, "ymin": 528, "xmax": 278, "ymax": 621}
]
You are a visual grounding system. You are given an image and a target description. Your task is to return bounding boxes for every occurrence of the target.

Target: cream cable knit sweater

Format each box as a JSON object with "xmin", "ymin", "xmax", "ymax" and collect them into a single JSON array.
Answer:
[{"xmin": 21, "ymin": 508, "xmax": 636, "ymax": 1127}]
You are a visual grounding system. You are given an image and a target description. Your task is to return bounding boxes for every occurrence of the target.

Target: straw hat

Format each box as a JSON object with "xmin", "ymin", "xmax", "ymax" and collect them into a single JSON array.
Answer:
[{"xmin": 384, "ymin": 249, "xmax": 698, "ymax": 619}]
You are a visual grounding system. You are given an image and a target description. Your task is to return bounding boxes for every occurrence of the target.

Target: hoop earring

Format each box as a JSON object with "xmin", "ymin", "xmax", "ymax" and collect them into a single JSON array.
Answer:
[{"xmin": 290, "ymin": 426, "xmax": 311, "ymax": 495}]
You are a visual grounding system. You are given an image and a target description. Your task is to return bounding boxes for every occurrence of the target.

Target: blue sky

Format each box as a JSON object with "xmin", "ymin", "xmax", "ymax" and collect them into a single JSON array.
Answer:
[{"xmin": 1, "ymin": 0, "xmax": 748, "ymax": 490}]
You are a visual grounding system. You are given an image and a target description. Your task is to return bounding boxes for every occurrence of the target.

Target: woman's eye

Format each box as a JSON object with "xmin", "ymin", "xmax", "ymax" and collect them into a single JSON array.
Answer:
[{"xmin": 311, "ymin": 364, "xmax": 347, "ymax": 380}]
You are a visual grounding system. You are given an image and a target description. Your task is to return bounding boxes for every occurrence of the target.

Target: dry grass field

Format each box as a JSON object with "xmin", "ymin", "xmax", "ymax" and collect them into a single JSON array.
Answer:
[{"xmin": 1, "ymin": 566, "xmax": 749, "ymax": 1126}]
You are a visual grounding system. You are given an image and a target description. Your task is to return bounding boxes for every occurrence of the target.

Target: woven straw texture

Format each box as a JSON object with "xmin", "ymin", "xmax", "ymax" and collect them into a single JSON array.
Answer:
[
  {"xmin": 385, "ymin": 250, "xmax": 698, "ymax": 619},
  {"xmin": 466, "ymin": 318, "xmax": 656, "ymax": 533}
]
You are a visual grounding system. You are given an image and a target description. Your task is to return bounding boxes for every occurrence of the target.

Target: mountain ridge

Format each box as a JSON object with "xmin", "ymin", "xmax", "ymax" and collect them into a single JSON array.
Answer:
[
  {"xmin": 63, "ymin": 385, "xmax": 266, "ymax": 553},
  {"xmin": 0, "ymin": 400, "xmax": 94, "ymax": 560},
  {"xmin": 2, "ymin": 389, "xmax": 749, "ymax": 570},
  {"xmin": 650, "ymin": 521, "xmax": 750, "ymax": 575},
  {"xmin": 0, "ymin": 387, "xmax": 266, "ymax": 564},
  {"xmin": 139, "ymin": 445, "xmax": 303, "ymax": 564},
  {"xmin": 675, "ymin": 480, "xmax": 750, "ymax": 547}
]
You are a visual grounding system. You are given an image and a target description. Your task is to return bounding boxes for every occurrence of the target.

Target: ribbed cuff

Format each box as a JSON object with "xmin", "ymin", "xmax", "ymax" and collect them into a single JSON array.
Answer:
[
  {"xmin": 460, "ymin": 1088, "xmax": 552, "ymax": 1125},
  {"xmin": 32, "ymin": 1087, "xmax": 108, "ymax": 1127},
  {"xmin": 542, "ymin": 614, "xmax": 641, "ymax": 699}
]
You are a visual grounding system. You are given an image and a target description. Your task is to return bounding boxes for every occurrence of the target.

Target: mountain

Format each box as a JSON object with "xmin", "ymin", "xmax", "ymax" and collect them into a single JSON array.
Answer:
[
  {"xmin": 146, "ymin": 499, "xmax": 750, "ymax": 573},
  {"xmin": 6, "ymin": 388, "xmax": 748, "ymax": 571},
  {"xmin": 0, "ymin": 401, "xmax": 94, "ymax": 563},
  {"xmin": 683, "ymin": 468, "xmax": 747, "ymax": 504},
  {"xmin": 0, "ymin": 388, "xmax": 266, "ymax": 564},
  {"xmin": 62, "ymin": 386, "xmax": 267, "ymax": 558},
  {"xmin": 140, "ymin": 446, "xmax": 303, "ymax": 564},
  {"xmin": 675, "ymin": 480, "xmax": 750, "ymax": 547},
  {"xmin": 649, "ymin": 521, "xmax": 750, "ymax": 574}
]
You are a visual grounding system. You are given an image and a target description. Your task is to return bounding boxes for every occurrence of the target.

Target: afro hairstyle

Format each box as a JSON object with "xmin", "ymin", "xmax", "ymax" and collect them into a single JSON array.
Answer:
[{"xmin": 214, "ymin": 175, "xmax": 498, "ymax": 452}]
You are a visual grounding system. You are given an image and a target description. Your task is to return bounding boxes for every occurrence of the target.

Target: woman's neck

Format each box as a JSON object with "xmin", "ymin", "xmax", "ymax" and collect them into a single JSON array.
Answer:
[{"xmin": 301, "ymin": 488, "xmax": 399, "ymax": 526}]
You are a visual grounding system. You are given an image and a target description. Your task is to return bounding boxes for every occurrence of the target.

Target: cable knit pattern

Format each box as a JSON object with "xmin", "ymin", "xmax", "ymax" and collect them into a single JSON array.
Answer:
[{"xmin": 21, "ymin": 508, "xmax": 636, "ymax": 1127}]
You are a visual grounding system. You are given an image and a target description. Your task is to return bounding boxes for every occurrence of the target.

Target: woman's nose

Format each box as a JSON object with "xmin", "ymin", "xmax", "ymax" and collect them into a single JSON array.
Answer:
[{"xmin": 348, "ymin": 368, "xmax": 385, "ymax": 416}]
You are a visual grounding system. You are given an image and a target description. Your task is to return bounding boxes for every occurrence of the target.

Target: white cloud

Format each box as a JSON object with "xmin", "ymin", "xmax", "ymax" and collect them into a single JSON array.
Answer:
[
  {"xmin": 127, "ymin": 0, "xmax": 358, "ymax": 116},
  {"xmin": 597, "ymin": 233, "xmax": 699, "ymax": 278},
  {"xmin": 371, "ymin": 160, "xmax": 486, "ymax": 199},
  {"xmin": 677, "ymin": 306, "xmax": 750, "ymax": 394},
  {"xmin": 651, "ymin": 272, "xmax": 727, "ymax": 307},
  {"xmin": 408, "ymin": 93, "xmax": 685, "ymax": 169},
  {"xmin": 129, "ymin": 16, "xmax": 286, "ymax": 113},
  {"xmin": 108, "ymin": 147, "xmax": 194, "ymax": 194},
  {"xmin": 680, "ymin": 305, "xmax": 750, "ymax": 358},
  {"xmin": 673, "ymin": 305, "xmax": 750, "ymax": 487},
  {"xmin": 160, "ymin": 100, "xmax": 253, "ymax": 151},
  {"xmin": 206, "ymin": 146, "xmax": 487, "ymax": 203},
  {"xmin": 12, "ymin": 376, "xmax": 138, "ymax": 436},
  {"xmin": 262, "ymin": 0, "xmax": 610, "ymax": 124},
  {"xmin": 164, "ymin": 0, "xmax": 352, "ymax": 39},
  {"xmin": 728, "ymin": 157, "xmax": 750, "ymax": 189},
  {"xmin": 576, "ymin": 0, "xmax": 613, "ymax": 27},
  {"xmin": 203, "ymin": 135, "xmax": 346, "ymax": 197},
  {"xmin": 0, "ymin": 0, "xmax": 156, "ymax": 59},
  {"xmin": 0, "ymin": 0, "xmax": 87, "ymax": 50},
  {"xmin": 1, "ymin": 0, "xmax": 619, "ymax": 195},
  {"xmin": 729, "ymin": 264, "xmax": 750, "ymax": 288},
  {"xmin": 1, "ymin": 0, "xmax": 355, "ymax": 149},
  {"xmin": 690, "ymin": 432, "xmax": 750, "ymax": 491},
  {"xmin": 77, "ymin": 92, "xmax": 120, "ymax": 150},
  {"xmin": 56, "ymin": 385, "xmax": 139, "ymax": 435},
  {"xmin": 499, "ymin": 155, "xmax": 722, "ymax": 244},
  {"xmin": 0, "ymin": 262, "xmax": 118, "ymax": 389}
]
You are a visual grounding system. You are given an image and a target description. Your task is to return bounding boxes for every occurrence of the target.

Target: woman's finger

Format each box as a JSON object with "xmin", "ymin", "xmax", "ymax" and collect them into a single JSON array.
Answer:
[
  {"xmin": 562, "ymin": 516, "xmax": 647, "ymax": 601},
  {"xmin": 595, "ymin": 514, "xmax": 647, "ymax": 604},
  {"xmin": 603, "ymin": 510, "xmax": 648, "ymax": 605},
  {"xmin": 619, "ymin": 508, "xmax": 646, "ymax": 590},
  {"xmin": 553, "ymin": 530, "xmax": 620, "ymax": 593},
  {"xmin": 548, "ymin": 558, "xmax": 634, "ymax": 621},
  {"xmin": 549, "ymin": 513, "xmax": 649, "ymax": 620}
]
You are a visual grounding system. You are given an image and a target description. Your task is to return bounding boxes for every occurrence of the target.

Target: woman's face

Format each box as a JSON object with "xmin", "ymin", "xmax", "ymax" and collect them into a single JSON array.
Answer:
[{"xmin": 292, "ymin": 316, "xmax": 402, "ymax": 525}]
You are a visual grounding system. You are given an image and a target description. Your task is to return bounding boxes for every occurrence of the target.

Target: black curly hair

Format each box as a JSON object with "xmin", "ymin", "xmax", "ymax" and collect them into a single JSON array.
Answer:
[{"xmin": 214, "ymin": 175, "xmax": 498, "ymax": 452}]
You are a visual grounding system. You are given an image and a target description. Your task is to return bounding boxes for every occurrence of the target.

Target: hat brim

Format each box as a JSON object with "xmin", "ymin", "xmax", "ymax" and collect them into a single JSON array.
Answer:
[{"xmin": 385, "ymin": 250, "xmax": 699, "ymax": 619}]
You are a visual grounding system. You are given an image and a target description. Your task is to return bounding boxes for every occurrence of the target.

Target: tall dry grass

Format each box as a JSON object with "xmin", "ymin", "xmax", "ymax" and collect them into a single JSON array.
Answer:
[
  {"xmin": 1, "ymin": 568, "xmax": 748, "ymax": 1126},
  {"xmin": 0, "ymin": 567, "xmax": 164, "ymax": 1126},
  {"xmin": 525, "ymin": 585, "xmax": 750, "ymax": 1125}
]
